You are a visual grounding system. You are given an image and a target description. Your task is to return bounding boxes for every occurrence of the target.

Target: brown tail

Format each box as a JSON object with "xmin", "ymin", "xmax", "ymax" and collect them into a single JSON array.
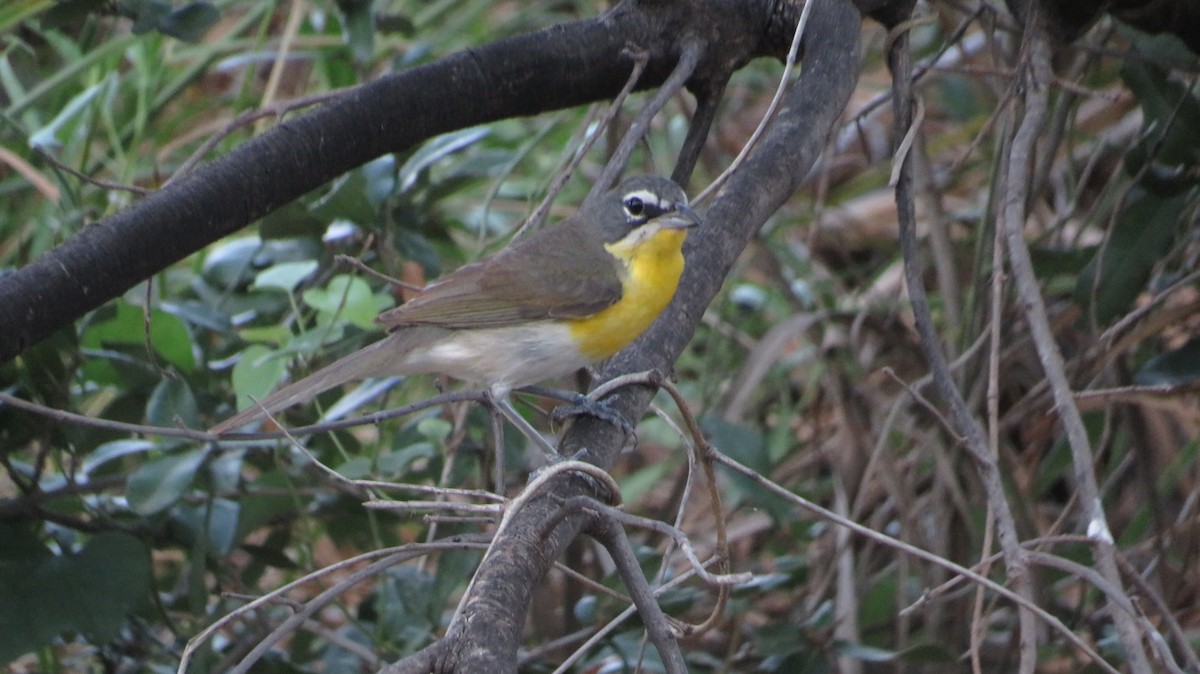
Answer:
[{"xmin": 209, "ymin": 329, "xmax": 437, "ymax": 434}]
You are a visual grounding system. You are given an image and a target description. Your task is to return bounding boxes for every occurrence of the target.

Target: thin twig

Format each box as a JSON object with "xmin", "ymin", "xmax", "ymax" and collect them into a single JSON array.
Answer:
[
  {"xmin": 448, "ymin": 460, "xmax": 621, "ymax": 625},
  {"xmin": 887, "ymin": 16, "xmax": 1040, "ymax": 671},
  {"xmin": 590, "ymin": 38, "xmax": 705, "ymax": 199},
  {"xmin": 178, "ymin": 540, "xmax": 488, "ymax": 673},
  {"xmin": 999, "ymin": 28, "xmax": 1153, "ymax": 673},
  {"xmin": 167, "ymin": 89, "xmax": 349, "ymax": 184},
  {"xmin": 695, "ymin": 0, "xmax": 813, "ymax": 204},
  {"xmin": 550, "ymin": 555, "xmax": 729, "ymax": 674},
  {"xmin": 519, "ymin": 48, "xmax": 651, "ymax": 236},
  {"xmin": 335, "ymin": 254, "xmax": 424, "ymax": 292},
  {"xmin": 575, "ymin": 502, "xmax": 689, "ymax": 674},
  {"xmin": 34, "ymin": 147, "xmax": 151, "ymax": 195},
  {"xmin": 708, "ymin": 448, "xmax": 1121, "ymax": 674}
]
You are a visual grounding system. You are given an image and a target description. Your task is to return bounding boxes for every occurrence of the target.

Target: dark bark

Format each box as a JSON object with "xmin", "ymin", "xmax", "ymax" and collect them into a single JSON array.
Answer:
[
  {"xmin": 0, "ymin": 0, "xmax": 787, "ymax": 364},
  {"xmin": 1006, "ymin": 0, "xmax": 1200, "ymax": 50},
  {"xmin": 384, "ymin": 0, "xmax": 864, "ymax": 671}
]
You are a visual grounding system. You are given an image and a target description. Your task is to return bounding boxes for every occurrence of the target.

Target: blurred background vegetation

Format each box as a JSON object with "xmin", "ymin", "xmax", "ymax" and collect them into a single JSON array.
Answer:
[{"xmin": 1, "ymin": 0, "xmax": 1198, "ymax": 672}]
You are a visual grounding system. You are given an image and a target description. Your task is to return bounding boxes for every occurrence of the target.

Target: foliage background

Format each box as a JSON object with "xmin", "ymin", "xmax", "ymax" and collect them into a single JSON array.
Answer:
[{"xmin": 1, "ymin": 0, "xmax": 1198, "ymax": 672}]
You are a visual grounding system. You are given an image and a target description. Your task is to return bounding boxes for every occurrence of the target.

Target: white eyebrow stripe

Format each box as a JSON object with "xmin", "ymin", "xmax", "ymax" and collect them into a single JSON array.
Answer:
[{"xmin": 623, "ymin": 189, "xmax": 666, "ymax": 209}]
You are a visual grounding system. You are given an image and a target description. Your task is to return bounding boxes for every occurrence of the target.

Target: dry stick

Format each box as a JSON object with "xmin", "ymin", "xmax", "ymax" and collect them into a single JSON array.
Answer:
[
  {"xmin": 1085, "ymin": 268, "xmax": 1200, "ymax": 370},
  {"xmin": 671, "ymin": 76, "xmax": 727, "ymax": 187},
  {"xmin": 972, "ymin": 145, "xmax": 1009, "ymax": 674},
  {"xmin": 0, "ymin": 388, "xmax": 495, "ymax": 447},
  {"xmin": 446, "ymin": 459, "xmax": 622, "ymax": 626},
  {"xmin": 588, "ymin": 369, "xmax": 735, "ymax": 636},
  {"xmin": 694, "ymin": 0, "xmax": 812, "ymax": 204},
  {"xmin": 353, "ymin": 480, "xmax": 504, "ymax": 502},
  {"xmin": 562, "ymin": 370, "xmax": 737, "ymax": 650},
  {"xmin": 850, "ymin": 324, "xmax": 994, "ymax": 521},
  {"xmin": 520, "ymin": 49, "xmax": 651, "ymax": 236},
  {"xmin": 363, "ymin": 500, "xmax": 503, "ymax": 516},
  {"xmin": 1, "ymin": 145, "xmax": 59, "ymax": 199},
  {"xmin": 517, "ymin": 627, "xmax": 601, "ymax": 667},
  {"xmin": 256, "ymin": 0, "xmax": 306, "ymax": 129},
  {"xmin": 225, "ymin": 389, "xmax": 487, "ymax": 439},
  {"xmin": 228, "ymin": 552, "xmax": 426, "ymax": 674},
  {"xmin": 886, "ymin": 18, "xmax": 1042, "ymax": 674},
  {"xmin": 549, "ymin": 555, "xmax": 728, "ymax": 674},
  {"xmin": 0, "ymin": 391, "xmax": 215, "ymax": 442},
  {"xmin": 1115, "ymin": 553, "xmax": 1200, "ymax": 673},
  {"xmin": 367, "ymin": 490, "xmax": 640, "ymax": 606},
  {"xmin": 644, "ymin": 402, "xmax": 734, "ymax": 635},
  {"xmin": 33, "ymin": 147, "xmax": 151, "ymax": 195},
  {"xmin": 488, "ymin": 402, "xmax": 506, "ymax": 496},
  {"xmin": 178, "ymin": 540, "xmax": 488, "ymax": 674},
  {"xmin": 708, "ymin": 448, "xmax": 1121, "ymax": 674},
  {"xmin": 560, "ymin": 500, "xmax": 688, "ymax": 674},
  {"xmin": 167, "ymin": 89, "xmax": 348, "ymax": 184},
  {"xmin": 335, "ymin": 253, "xmax": 424, "ymax": 292},
  {"xmin": 910, "ymin": 530, "xmax": 1196, "ymax": 671},
  {"xmin": 539, "ymin": 493, "xmax": 750, "ymax": 593},
  {"xmin": 589, "ymin": 38, "xmax": 705, "ymax": 200},
  {"xmin": 999, "ymin": 297, "xmax": 1200, "ymax": 433},
  {"xmin": 1024, "ymin": 551, "xmax": 1187, "ymax": 674},
  {"xmin": 1000, "ymin": 30, "xmax": 1155, "ymax": 674}
]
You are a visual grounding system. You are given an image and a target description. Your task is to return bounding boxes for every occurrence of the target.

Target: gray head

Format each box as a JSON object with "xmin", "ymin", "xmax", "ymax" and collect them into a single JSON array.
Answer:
[{"xmin": 587, "ymin": 175, "xmax": 701, "ymax": 243}]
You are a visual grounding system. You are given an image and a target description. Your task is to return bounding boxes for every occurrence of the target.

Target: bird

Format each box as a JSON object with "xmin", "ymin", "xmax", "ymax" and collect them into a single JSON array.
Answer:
[{"xmin": 209, "ymin": 174, "xmax": 700, "ymax": 457}]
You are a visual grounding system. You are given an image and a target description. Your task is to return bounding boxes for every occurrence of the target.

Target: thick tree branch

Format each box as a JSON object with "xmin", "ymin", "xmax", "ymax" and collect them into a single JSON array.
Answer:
[
  {"xmin": 396, "ymin": 1, "xmax": 864, "ymax": 671},
  {"xmin": 0, "ymin": 0, "xmax": 785, "ymax": 364}
]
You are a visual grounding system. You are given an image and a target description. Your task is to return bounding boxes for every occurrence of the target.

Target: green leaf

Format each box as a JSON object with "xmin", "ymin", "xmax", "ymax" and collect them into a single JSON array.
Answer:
[
  {"xmin": 619, "ymin": 460, "xmax": 671, "ymax": 505},
  {"xmin": 231, "ymin": 344, "xmax": 289, "ymax": 413},
  {"xmin": 83, "ymin": 439, "xmax": 158, "ymax": 476},
  {"xmin": 702, "ymin": 415, "xmax": 767, "ymax": 473},
  {"xmin": 253, "ymin": 260, "xmax": 319, "ymax": 293},
  {"xmin": 172, "ymin": 499, "xmax": 240, "ymax": 554},
  {"xmin": 302, "ymin": 274, "xmax": 380, "ymax": 329},
  {"xmin": 398, "ymin": 127, "xmax": 490, "ymax": 193},
  {"xmin": 127, "ymin": 448, "xmax": 207, "ymax": 514},
  {"xmin": 1121, "ymin": 59, "xmax": 1200, "ymax": 182},
  {"xmin": 157, "ymin": 2, "xmax": 219, "ymax": 42},
  {"xmin": 146, "ymin": 376, "xmax": 199, "ymax": 428},
  {"xmin": 201, "ymin": 236, "xmax": 323, "ymax": 288},
  {"xmin": 128, "ymin": 0, "xmax": 171, "ymax": 34},
  {"xmin": 0, "ymin": 0, "xmax": 55, "ymax": 35},
  {"xmin": 376, "ymin": 442, "xmax": 435, "ymax": 477},
  {"xmin": 335, "ymin": 456, "xmax": 373, "ymax": 479},
  {"xmin": 27, "ymin": 72, "xmax": 114, "ymax": 150},
  {"xmin": 337, "ymin": 0, "xmax": 375, "ymax": 63},
  {"xmin": 237, "ymin": 324, "xmax": 293, "ymax": 345},
  {"xmin": 837, "ymin": 642, "xmax": 898, "ymax": 663},
  {"xmin": 0, "ymin": 531, "xmax": 151, "ymax": 662},
  {"xmin": 235, "ymin": 472, "xmax": 304, "ymax": 541},
  {"xmin": 1135, "ymin": 338, "xmax": 1200, "ymax": 386},
  {"xmin": 416, "ymin": 417, "xmax": 452, "ymax": 442},
  {"xmin": 81, "ymin": 303, "xmax": 197, "ymax": 375},
  {"xmin": 1075, "ymin": 187, "xmax": 1189, "ymax": 324}
]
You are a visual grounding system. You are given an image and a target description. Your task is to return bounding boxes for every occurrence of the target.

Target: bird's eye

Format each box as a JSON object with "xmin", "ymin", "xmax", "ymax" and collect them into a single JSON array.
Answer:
[{"xmin": 624, "ymin": 196, "xmax": 646, "ymax": 218}]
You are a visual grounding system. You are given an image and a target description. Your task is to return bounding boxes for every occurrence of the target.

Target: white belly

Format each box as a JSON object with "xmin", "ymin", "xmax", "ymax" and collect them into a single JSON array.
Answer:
[{"xmin": 398, "ymin": 322, "xmax": 590, "ymax": 394}]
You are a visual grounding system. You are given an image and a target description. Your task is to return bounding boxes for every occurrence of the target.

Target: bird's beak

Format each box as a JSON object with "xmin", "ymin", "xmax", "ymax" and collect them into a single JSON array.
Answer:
[{"xmin": 657, "ymin": 203, "xmax": 701, "ymax": 229}]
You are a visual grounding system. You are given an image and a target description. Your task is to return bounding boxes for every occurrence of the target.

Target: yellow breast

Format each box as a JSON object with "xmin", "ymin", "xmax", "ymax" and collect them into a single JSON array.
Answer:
[{"xmin": 567, "ymin": 226, "xmax": 688, "ymax": 360}]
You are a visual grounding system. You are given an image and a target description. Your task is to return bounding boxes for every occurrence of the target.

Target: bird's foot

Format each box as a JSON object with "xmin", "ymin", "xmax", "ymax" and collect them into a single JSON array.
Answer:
[{"xmin": 551, "ymin": 393, "xmax": 636, "ymax": 448}]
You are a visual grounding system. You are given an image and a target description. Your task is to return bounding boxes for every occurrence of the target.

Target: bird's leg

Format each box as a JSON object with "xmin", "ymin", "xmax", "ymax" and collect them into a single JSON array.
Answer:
[{"xmin": 486, "ymin": 390, "xmax": 561, "ymax": 464}]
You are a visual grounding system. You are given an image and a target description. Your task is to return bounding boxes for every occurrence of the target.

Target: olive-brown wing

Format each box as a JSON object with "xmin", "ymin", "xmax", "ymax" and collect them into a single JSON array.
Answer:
[{"xmin": 375, "ymin": 221, "xmax": 624, "ymax": 330}]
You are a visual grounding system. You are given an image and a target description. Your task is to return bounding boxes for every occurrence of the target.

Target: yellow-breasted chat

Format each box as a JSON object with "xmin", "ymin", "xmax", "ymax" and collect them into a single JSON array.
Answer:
[{"xmin": 210, "ymin": 174, "xmax": 700, "ymax": 451}]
